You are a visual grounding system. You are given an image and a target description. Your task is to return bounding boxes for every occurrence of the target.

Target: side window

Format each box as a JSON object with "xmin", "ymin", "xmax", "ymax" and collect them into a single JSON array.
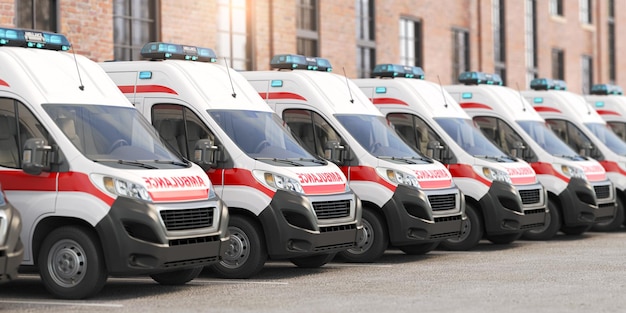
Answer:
[
  {"xmin": 545, "ymin": 119, "xmax": 601, "ymax": 159},
  {"xmin": 0, "ymin": 98, "xmax": 51, "ymax": 169},
  {"xmin": 473, "ymin": 115, "xmax": 536, "ymax": 161},
  {"xmin": 282, "ymin": 109, "xmax": 342, "ymax": 159},
  {"xmin": 607, "ymin": 122, "xmax": 626, "ymax": 142},
  {"xmin": 152, "ymin": 104, "xmax": 215, "ymax": 160},
  {"xmin": 387, "ymin": 113, "xmax": 443, "ymax": 156}
]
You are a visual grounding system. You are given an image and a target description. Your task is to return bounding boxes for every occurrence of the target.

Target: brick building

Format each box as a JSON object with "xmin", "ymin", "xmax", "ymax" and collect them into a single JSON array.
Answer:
[{"xmin": 1, "ymin": 0, "xmax": 624, "ymax": 93}]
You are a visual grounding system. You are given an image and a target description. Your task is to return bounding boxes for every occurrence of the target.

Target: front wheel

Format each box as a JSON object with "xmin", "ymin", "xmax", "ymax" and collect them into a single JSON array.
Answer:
[
  {"xmin": 338, "ymin": 208, "xmax": 388, "ymax": 263},
  {"xmin": 439, "ymin": 203, "xmax": 482, "ymax": 251},
  {"xmin": 290, "ymin": 253, "xmax": 335, "ymax": 268},
  {"xmin": 523, "ymin": 198, "xmax": 561, "ymax": 240},
  {"xmin": 398, "ymin": 242, "xmax": 439, "ymax": 255},
  {"xmin": 38, "ymin": 226, "xmax": 108, "ymax": 299},
  {"xmin": 209, "ymin": 215, "xmax": 267, "ymax": 279},
  {"xmin": 592, "ymin": 196, "xmax": 625, "ymax": 232},
  {"xmin": 150, "ymin": 267, "xmax": 203, "ymax": 285},
  {"xmin": 485, "ymin": 232, "xmax": 521, "ymax": 245}
]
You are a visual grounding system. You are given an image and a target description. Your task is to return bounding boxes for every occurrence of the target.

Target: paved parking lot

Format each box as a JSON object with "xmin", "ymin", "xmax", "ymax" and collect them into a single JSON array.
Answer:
[{"xmin": 1, "ymin": 230, "xmax": 626, "ymax": 313}]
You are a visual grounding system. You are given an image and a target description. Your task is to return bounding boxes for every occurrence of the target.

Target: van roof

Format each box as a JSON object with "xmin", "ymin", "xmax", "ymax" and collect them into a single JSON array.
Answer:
[{"xmin": 521, "ymin": 89, "xmax": 606, "ymax": 125}]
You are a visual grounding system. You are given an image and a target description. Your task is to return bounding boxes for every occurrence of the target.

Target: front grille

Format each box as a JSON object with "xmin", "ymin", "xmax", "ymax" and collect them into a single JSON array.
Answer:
[
  {"xmin": 430, "ymin": 231, "xmax": 461, "ymax": 239},
  {"xmin": 521, "ymin": 223, "xmax": 545, "ymax": 230},
  {"xmin": 162, "ymin": 256, "xmax": 218, "ymax": 268},
  {"xmin": 428, "ymin": 194, "xmax": 456, "ymax": 211},
  {"xmin": 160, "ymin": 207, "xmax": 214, "ymax": 231},
  {"xmin": 434, "ymin": 215, "xmax": 463, "ymax": 223},
  {"xmin": 524, "ymin": 208, "xmax": 546, "ymax": 215},
  {"xmin": 313, "ymin": 200, "xmax": 351, "ymax": 219},
  {"xmin": 594, "ymin": 184, "xmax": 611, "ymax": 199},
  {"xmin": 320, "ymin": 224, "xmax": 357, "ymax": 233},
  {"xmin": 169, "ymin": 235, "xmax": 220, "ymax": 246},
  {"xmin": 312, "ymin": 242, "xmax": 355, "ymax": 252},
  {"xmin": 519, "ymin": 189, "xmax": 541, "ymax": 205}
]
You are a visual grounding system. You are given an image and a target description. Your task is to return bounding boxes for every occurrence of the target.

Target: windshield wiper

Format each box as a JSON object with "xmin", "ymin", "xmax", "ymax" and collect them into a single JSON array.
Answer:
[
  {"xmin": 288, "ymin": 158, "xmax": 327, "ymax": 165},
  {"xmin": 92, "ymin": 159, "xmax": 159, "ymax": 169},
  {"xmin": 473, "ymin": 155, "xmax": 512, "ymax": 162},
  {"xmin": 254, "ymin": 157, "xmax": 304, "ymax": 166},
  {"xmin": 147, "ymin": 159, "xmax": 189, "ymax": 167},
  {"xmin": 553, "ymin": 154, "xmax": 580, "ymax": 160},
  {"xmin": 378, "ymin": 156, "xmax": 425, "ymax": 164}
]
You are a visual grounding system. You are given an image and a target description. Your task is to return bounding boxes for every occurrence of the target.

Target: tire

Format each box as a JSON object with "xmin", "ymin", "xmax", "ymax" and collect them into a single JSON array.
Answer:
[
  {"xmin": 338, "ymin": 208, "xmax": 388, "ymax": 263},
  {"xmin": 523, "ymin": 198, "xmax": 561, "ymax": 240},
  {"xmin": 209, "ymin": 215, "xmax": 267, "ymax": 279},
  {"xmin": 398, "ymin": 242, "xmax": 439, "ymax": 255},
  {"xmin": 150, "ymin": 267, "xmax": 203, "ymax": 285},
  {"xmin": 439, "ymin": 203, "xmax": 482, "ymax": 251},
  {"xmin": 38, "ymin": 226, "xmax": 108, "ymax": 299},
  {"xmin": 486, "ymin": 232, "xmax": 521, "ymax": 245},
  {"xmin": 592, "ymin": 195, "xmax": 625, "ymax": 232},
  {"xmin": 290, "ymin": 253, "xmax": 335, "ymax": 268},
  {"xmin": 560, "ymin": 224, "xmax": 591, "ymax": 236}
]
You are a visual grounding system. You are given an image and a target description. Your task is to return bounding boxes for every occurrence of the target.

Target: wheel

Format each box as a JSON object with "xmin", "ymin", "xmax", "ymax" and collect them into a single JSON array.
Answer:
[
  {"xmin": 523, "ymin": 198, "xmax": 561, "ymax": 240},
  {"xmin": 108, "ymin": 139, "xmax": 129, "ymax": 153},
  {"xmin": 150, "ymin": 267, "xmax": 203, "ymax": 285},
  {"xmin": 254, "ymin": 140, "xmax": 270, "ymax": 153},
  {"xmin": 398, "ymin": 242, "xmax": 439, "ymax": 255},
  {"xmin": 592, "ymin": 196, "xmax": 625, "ymax": 232},
  {"xmin": 209, "ymin": 215, "xmax": 267, "ymax": 279},
  {"xmin": 38, "ymin": 226, "xmax": 107, "ymax": 299},
  {"xmin": 338, "ymin": 208, "xmax": 388, "ymax": 263},
  {"xmin": 290, "ymin": 253, "xmax": 335, "ymax": 268},
  {"xmin": 486, "ymin": 232, "xmax": 522, "ymax": 245},
  {"xmin": 439, "ymin": 203, "xmax": 482, "ymax": 251},
  {"xmin": 560, "ymin": 224, "xmax": 591, "ymax": 235}
]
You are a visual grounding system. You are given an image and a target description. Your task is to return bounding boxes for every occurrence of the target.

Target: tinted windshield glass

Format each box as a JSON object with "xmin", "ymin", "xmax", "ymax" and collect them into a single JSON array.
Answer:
[
  {"xmin": 435, "ymin": 117, "xmax": 507, "ymax": 158},
  {"xmin": 518, "ymin": 120, "xmax": 581, "ymax": 158},
  {"xmin": 586, "ymin": 122, "xmax": 626, "ymax": 156},
  {"xmin": 209, "ymin": 110, "xmax": 316, "ymax": 160},
  {"xmin": 43, "ymin": 104, "xmax": 185, "ymax": 167},
  {"xmin": 336, "ymin": 114, "xmax": 427, "ymax": 160}
]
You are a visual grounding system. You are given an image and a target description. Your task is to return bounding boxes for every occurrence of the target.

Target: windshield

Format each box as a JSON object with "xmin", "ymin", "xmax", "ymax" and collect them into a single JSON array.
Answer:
[
  {"xmin": 336, "ymin": 114, "xmax": 429, "ymax": 161},
  {"xmin": 435, "ymin": 117, "xmax": 510, "ymax": 160},
  {"xmin": 209, "ymin": 110, "xmax": 318, "ymax": 160},
  {"xmin": 43, "ymin": 104, "xmax": 186, "ymax": 168},
  {"xmin": 517, "ymin": 120, "xmax": 582, "ymax": 158},
  {"xmin": 586, "ymin": 122, "xmax": 626, "ymax": 156}
]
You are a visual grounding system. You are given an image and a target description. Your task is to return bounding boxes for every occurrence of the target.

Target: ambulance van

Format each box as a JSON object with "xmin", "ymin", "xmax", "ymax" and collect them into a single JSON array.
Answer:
[
  {"xmin": 521, "ymin": 78, "xmax": 625, "ymax": 231},
  {"xmin": 355, "ymin": 65, "xmax": 548, "ymax": 249},
  {"xmin": 446, "ymin": 72, "xmax": 615, "ymax": 237},
  {"xmin": 585, "ymin": 84, "xmax": 626, "ymax": 142},
  {"xmin": 0, "ymin": 29, "xmax": 228, "ymax": 299},
  {"xmin": 0, "ymin": 183, "xmax": 22, "ymax": 283},
  {"xmin": 101, "ymin": 43, "xmax": 361, "ymax": 279},
  {"xmin": 243, "ymin": 55, "xmax": 466, "ymax": 262}
]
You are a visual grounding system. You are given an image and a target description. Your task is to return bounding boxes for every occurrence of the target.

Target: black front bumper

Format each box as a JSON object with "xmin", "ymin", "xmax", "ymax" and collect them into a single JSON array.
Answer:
[{"xmin": 558, "ymin": 177, "xmax": 600, "ymax": 227}]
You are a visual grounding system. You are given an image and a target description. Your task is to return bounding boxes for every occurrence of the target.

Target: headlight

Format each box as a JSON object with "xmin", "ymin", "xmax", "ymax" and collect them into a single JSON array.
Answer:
[
  {"xmin": 482, "ymin": 167, "xmax": 512, "ymax": 184},
  {"xmin": 103, "ymin": 176, "xmax": 152, "ymax": 201},
  {"xmin": 561, "ymin": 165, "xmax": 587, "ymax": 181},
  {"xmin": 263, "ymin": 172, "xmax": 304, "ymax": 194},
  {"xmin": 381, "ymin": 168, "xmax": 420, "ymax": 187}
]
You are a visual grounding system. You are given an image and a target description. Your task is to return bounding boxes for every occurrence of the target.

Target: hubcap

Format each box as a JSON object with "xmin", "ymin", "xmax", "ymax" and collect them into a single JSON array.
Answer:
[
  {"xmin": 347, "ymin": 218, "xmax": 374, "ymax": 255},
  {"xmin": 220, "ymin": 226, "xmax": 250, "ymax": 269},
  {"xmin": 47, "ymin": 239, "xmax": 87, "ymax": 288},
  {"xmin": 447, "ymin": 216, "xmax": 471, "ymax": 243}
]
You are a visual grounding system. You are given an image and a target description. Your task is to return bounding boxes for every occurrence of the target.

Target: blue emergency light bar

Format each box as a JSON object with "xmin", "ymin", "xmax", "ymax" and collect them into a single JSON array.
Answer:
[
  {"xmin": 270, "ymin": 54, "xmax": 333, "ymax": 71},
  {"xmin": 590, "ymin": 84, "xmax": 624, "ymax": 95},
  {"xmin": 458, "ymin": 71, "xmax": 502, "ymax": 86},
  {"xmin": 316, "ymin": 57, "xmax": 332, "ymax": 72},
  {"xmin": 372, "ymin": 64, "xmax": 425, "ymax": 79},
  {"xmin": 0, "ymin": 27, "xmax": 70, "ymax": 51},
  {"xmin": 530, "ymin": 78, "xmax": 568, "ymax": 91},
  {"xmin": 141, "ymin": 42, "xmax": 217, "ymax": 62}
]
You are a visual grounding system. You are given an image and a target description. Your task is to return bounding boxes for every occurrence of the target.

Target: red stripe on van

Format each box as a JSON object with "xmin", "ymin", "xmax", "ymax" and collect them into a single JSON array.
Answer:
[
  {"xmin": 207, "ymin": 168, "xmax": 275, "ymax": 199},
  {"xmin": 149, "ymin": 189, "xmax": 209, "ymax": 202},
  {"xmin": 371, "ymin": 98, "xmax": 409, "ymax": 106},
  {"xmin": 460, "ymin": 102, "xmax": 492, "ymax": 110},
  {"xmin": 598, "ymin": 160, "xmax": 626, "ymax": 177},
  {"xmin": 533, "ymin": 106, "xmax": 561, "ymax": 113},
  {"xmin": 343, "ymin": 166, "xmax": 396, "ymax": 191},
  {"xmin": 510, "ymin": 176, "xmax": 537, "ymax": 185},
  {"xmin": 0, "ymin": 79, "xmax": 9, "ymax": 87},
  {"xmin": 446, "ymin": 164, "xmax": 491, "ymax": 186},
  {"xmin": 118, "ymin": 85, "xmax": 178, "ymax": 95},
  {"xmin": 530, "ymin": 162, "xmax": 569, "ymax": 182},
  {"xmin": 258, "ymin": 92, "xmax": 307, "ymax": 101},
  {"xmin": 596, "ymin": 109, "xmax": 621, "ymax": 116},
  {"xmin": 302, "ymin": 184, "xmax": 346, "ymax": 195},
  {"xmin": 0, "ymin": 170, "xmax": 115, "ymax": 206}
]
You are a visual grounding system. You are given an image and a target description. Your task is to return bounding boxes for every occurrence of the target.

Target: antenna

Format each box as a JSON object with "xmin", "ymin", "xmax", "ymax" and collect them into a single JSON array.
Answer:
[
  {"xmin": 224, "ymin": 57, "xmax": 237, "ymax": 98},
  {"xmin": 70, "ymin": 44, "xmax": 85, "ymax": 91},
  {"xmin": 342, "ymin": 67, "xmax": 354, "ymax": 103},
  {"xmin": 515, "ymin": 82, "xmax": 526, "ymax": 112},
  {"xmin": 436, "ymin": 75, "xmax": 448, "ymax": 108}
]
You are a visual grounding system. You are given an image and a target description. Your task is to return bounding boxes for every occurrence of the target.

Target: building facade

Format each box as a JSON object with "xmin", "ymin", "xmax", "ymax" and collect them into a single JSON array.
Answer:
[{"xmin": 1, "ymin": 0, "xmax": 624, "ymax": 93}]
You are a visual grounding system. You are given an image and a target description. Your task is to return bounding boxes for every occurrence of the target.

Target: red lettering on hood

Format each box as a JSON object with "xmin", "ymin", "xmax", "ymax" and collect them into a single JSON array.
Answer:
[
  {"xmin": 143, "ymin": 175, "xmax": 207, "ymax": 189},
  {"xmin": 505, "ymin": 166, "xmax": 537, "ymax": 185},
  {"xmin": 296, "ymin": 172, "xmax": 344, "ymax": 184}
]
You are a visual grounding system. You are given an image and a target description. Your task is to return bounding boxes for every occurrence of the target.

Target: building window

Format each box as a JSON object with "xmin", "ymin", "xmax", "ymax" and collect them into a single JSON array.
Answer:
[
  {"xmin": 493, "ymin": 0, "xmax": 506, "ymax": 85},
  {"xmin": 113, "ymin": 0, "xmax": 159, "ymax": 61},
  {"xmin": 217, "ymin": 0, "xmax": 252, "ymax": 70},
  {"xmin": 399, "ymin": 18, "xmax": 422, "ymax": 67},
  {"xmin": 580, "ymin": 0, "xmax": 592, "ymax": 24},
  {"xmin": 550, "ymin": 0, "xmax": 564, "ymax": 16},
  {"xmin": 552, "ymin": 48, "xmax": 564, "ymax": 79},
  {"xmin": 608, "ymin": 0, "xmax": 616, "ymax": 82},
  {"xmin": 582, "ymin": 55, "xmax": 593, "ymax": 93},
  {"xmin": 451, "ymin": 28, "xmax": 469, "ymax": 83},
  {"xmin": 525, "ymin": 0, "xmax": 538, "ymax": 86},
  {"xmin": 17, "ymin": 0, "xmax": 57, "ymax": 31},
  {"xmin": 297, "ymin": 0, "xmax": 318, "ymax": 56},
  {"xmin": 356, "ymin": 0, "xmax": 375, "ymax": 78}
]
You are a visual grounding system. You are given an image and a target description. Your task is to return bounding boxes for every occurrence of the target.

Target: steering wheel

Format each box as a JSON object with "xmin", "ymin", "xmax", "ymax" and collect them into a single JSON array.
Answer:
[
  {"xmin": 254, "ymin": 140, "xmax": 270, "ymax": 153},
  {"xmin": 108, "ymin": 139, "xmax": 129, "ymax": 153}
]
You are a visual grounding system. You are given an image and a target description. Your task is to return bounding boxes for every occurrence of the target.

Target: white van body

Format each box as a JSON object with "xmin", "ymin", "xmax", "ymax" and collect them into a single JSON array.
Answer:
[
  {"xmin": 243, "ymin": 60, "xmax": 466, "ymax": 262},
  {"xmin": 355, "ymin": 75, "xmax": 548, "ymax": 248},
  {"xmin": 0, "ymin": 30, "xmax": 228, "ymax": 299},
  {"xmin": 445, "ymin": 82, "xmax": 616, "ymax": 235},
  {"xmin": 521, "ymin": 84, "xmax": 624, "ymax": 230},
  {"xmin": 101, "ymin": 44, "xmax": 361, "ymax": 278},
  {"xmin": 0, "ymin": 183, "xmax": 22, "ymax": 283}
]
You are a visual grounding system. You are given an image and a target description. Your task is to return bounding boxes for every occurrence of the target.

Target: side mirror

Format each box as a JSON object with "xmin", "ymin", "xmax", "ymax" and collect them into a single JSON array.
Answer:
[
  {"xmin": 510, "ymin": 141, "xmax": 526, "ymax": 158},
  {"xmin": 193, "ymin": 139, "xmax": 219, "ymax": 168},
  {"xmin": 324, "ymin": 140, "xmax": 347, "ymax": 165},
  {"xmin": 426, "ymin": 140, "xmax": 444, "ymax": 161},
  {"xmin": 22, "ymin": 138, "xmax": 52, "ymax": 176}
]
